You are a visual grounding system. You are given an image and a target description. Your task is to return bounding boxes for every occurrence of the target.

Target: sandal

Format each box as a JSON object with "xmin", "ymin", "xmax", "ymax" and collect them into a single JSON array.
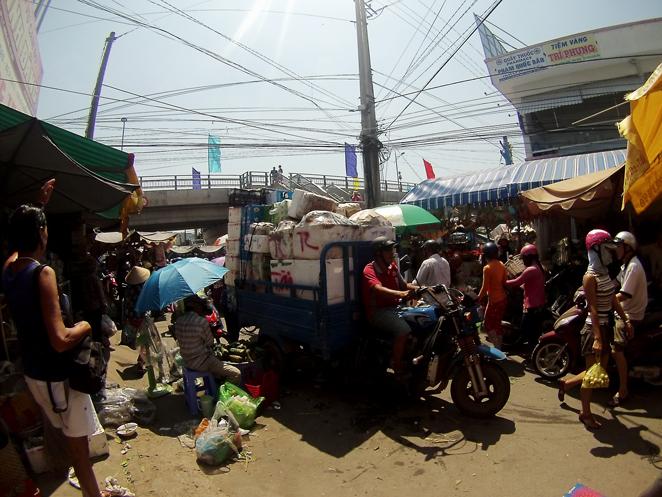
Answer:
[
  {"xmin": 557, "ymin": 380, "xmax": 566, "ymax": 403},
  {"xmin": 579, "ymin": 413, "xmax": 602, "ymax": 430},
  {"xmin": 607, "ymin": 393, "xmax": 628, "ymax": 407}
]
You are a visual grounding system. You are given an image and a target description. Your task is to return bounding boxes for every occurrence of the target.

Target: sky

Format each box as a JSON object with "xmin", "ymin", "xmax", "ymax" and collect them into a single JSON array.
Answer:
[{"xmin": 34, "ymin": 0, "xmax": 662, "ymax": 185}]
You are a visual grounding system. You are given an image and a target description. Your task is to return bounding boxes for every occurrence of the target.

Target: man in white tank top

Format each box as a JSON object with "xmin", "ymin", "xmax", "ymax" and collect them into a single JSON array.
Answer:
[{"xmin": 610, "ymin": 231, "xmax": 648, "ymax": 407}]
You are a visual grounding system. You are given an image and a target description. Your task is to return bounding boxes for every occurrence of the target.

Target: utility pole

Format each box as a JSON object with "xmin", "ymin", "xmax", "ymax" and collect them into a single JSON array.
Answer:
[
  {"xmin": 86, "ymin": 32, "xmax": 117, "ymax": 140},
  {"xmin": 499, "ymin": 135, "xmax": 513, "ymax": 165},
  {"xmin": 354, "ymin": 0, "xmax": 381, "ymax": 208}
]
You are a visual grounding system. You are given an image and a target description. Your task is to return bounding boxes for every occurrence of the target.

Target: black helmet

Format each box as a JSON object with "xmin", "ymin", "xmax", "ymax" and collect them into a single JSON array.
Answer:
[
  {"xmin": 482, "ymin": 242, "xmax": 498, "ymax": 259},
  {"xmin": 373, "ymin": 236, "xmax": 397, "ymax": 253},
  {"xmin": 422, "ymin": 239, "xmax": 440, "ymax": 252}
]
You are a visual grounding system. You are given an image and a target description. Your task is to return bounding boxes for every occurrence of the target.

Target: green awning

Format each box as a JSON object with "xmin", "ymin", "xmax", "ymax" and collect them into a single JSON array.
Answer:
[{"xmin": 0, "ymin": 103, "xmax": 137, "ymax": 218}]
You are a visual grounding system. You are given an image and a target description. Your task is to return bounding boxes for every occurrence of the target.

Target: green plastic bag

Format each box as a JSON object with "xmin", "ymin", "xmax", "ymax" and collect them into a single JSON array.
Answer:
[
  {"xmin": 218, "ymin": 383, "xmax": 263, "ymax": 429},
  {"xmin": 582, "ymin": 362, "xmax": 609, "ymax": 389}
]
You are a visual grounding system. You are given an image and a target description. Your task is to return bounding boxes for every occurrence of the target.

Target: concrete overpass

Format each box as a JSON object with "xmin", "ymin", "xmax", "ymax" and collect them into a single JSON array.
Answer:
[{"xmin": 128, "ymin": 172, "xmax": 413, "ymax": 238}]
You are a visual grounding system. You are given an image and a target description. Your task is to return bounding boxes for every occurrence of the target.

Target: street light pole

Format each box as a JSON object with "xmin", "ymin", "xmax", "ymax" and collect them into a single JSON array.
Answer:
[{"xmin": 120, "ymin": 117, "xmax": 127, "ymax": 150}]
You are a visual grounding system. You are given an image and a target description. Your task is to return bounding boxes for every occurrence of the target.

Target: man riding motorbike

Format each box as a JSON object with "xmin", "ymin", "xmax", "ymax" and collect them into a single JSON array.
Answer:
[
  {"xmin": 362, "ymin": 237, "xmax": 419, "ymax": 378},
  {"xmin": 610, "ymin": 231, "xmax": 648, "ymax": 407}
]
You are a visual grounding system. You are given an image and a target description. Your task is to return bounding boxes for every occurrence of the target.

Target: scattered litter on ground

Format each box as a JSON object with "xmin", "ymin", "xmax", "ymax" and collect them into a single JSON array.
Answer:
[{"xmin": 104, "ymin": 477, "xmax": 135, "ymax": 497}]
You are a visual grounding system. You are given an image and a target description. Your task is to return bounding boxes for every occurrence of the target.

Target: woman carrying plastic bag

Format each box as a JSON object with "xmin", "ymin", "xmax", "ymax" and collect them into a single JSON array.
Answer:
[{"xmin": 557, "ymin": 230, "xmax": 633, "ymax": 430}]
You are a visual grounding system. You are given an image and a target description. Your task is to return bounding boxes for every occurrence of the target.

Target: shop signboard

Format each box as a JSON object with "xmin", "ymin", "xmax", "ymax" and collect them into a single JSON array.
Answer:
[{"xmin": 488, "ymin": 33, "xmax": 601, "ymax": 84}]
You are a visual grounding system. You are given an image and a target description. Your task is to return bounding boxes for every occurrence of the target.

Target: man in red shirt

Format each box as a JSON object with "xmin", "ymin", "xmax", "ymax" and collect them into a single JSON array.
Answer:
[{"xmin": 362, "ymin": 237, "xmax": 418, "ymax": 375}]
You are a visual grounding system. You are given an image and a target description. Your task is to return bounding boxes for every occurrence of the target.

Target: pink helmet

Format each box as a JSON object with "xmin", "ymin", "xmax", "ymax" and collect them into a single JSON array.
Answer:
[
  {"xmin": 585, "ymin": 229, "xmax": 612, "ymax": 250},
  {"xmin": 520, "ymin": 244, "xmax": 538, "ymax": 257}
]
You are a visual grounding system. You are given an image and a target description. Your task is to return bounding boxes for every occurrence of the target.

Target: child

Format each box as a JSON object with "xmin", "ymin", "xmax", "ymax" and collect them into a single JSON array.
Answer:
[{"xmin": 478, "ymin": 242, "xmax": 508, "ymax": 348}]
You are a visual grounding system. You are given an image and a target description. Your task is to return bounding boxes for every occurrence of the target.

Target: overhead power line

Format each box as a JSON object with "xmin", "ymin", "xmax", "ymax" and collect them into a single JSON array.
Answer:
[{"xmin": 383, "ymin": 0, "xmax": 503, "ymax": 133}]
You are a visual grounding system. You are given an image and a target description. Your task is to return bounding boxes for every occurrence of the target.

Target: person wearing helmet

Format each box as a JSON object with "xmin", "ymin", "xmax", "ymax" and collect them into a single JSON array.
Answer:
[
  {"xmin": 478, "ymin": 241, "xmax": 508, "ymax": 348},
  {"xmin": 362, "ymin": 237, "xmax": 419, "ymax": 377},
  {"xmin": 609, "ymin": 231, "xmax": 648, "ymax": 406},
  {"xmin": 413, "ymin": 240, "xmax": 450, "ymax": 302},
  {"xmin": 558, "ymin": 229, "xmax": 632, "ymax": 429},
  {"xmin": 504, "ymin": 243, "xmax": 546, "ymax": 350}
]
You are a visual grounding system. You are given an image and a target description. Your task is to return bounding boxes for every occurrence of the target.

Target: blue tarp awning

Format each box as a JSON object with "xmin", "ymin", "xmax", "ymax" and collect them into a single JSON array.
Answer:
[{"xmin": 401, "ymin": 149, "xmax": 626, "ymax": 209}]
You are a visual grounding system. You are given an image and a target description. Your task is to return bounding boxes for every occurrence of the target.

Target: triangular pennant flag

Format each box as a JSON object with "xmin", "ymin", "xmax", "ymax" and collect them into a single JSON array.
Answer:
[{"xmin": 423, "ymin": 159, "xmax": 435, "ymax": 179}]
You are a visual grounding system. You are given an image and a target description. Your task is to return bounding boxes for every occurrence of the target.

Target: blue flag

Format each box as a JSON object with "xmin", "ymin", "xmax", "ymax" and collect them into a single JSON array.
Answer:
[
  {"xmin": 208, "ymin": 135, "xmax": 221, "ymax": 173},
  {"xmin": 345, "ymin": 143, "xmax": 357, "ymax": 178},
  {"xmin": 192, "ymin": 167, "xmax": 201, "ymax": 190}
]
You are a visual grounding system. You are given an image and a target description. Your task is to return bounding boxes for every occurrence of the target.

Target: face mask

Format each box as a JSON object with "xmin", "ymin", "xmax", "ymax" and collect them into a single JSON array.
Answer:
[{"xmin": 599, "ymin": 245, "xmax": 614, "ymax": 266}]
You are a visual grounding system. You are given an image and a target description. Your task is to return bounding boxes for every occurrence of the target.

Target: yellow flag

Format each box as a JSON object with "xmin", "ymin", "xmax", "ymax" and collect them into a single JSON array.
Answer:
[
  {"xmin": 618, "ymin": 62, "xmax": 662, "ymax": 213},
  {"xmin": 353, "ymin": 177, "xmax": 360, "ymax": 191}
]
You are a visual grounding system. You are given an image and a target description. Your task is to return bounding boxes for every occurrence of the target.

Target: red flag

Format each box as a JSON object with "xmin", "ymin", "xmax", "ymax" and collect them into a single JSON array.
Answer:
[{"xmin": 423, "ymin": 159, "xmax": 435, "ymax": 179}]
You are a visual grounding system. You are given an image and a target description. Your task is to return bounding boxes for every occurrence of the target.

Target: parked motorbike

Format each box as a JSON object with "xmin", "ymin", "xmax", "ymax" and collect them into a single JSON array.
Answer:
[
  {"xmin": 531, "ymin": 289, "xmax": 587, "ymax": 379},
  {"xmin": 359, "ymin": 285, "xmax": 511, "ymax": 418}
]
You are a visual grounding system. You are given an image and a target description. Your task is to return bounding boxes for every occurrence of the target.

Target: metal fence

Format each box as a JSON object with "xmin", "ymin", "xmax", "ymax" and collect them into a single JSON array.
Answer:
[{"xmin": 139, "ymin": 171, "xmax": 416, "ymax": 193}]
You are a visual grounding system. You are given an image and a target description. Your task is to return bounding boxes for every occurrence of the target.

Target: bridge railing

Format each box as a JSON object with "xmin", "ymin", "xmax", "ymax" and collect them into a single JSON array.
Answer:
[
  {"xmin": 139, "ymin": 174, "xmax": 241, "ymax": 191},
  {"xmin": 139, "ymin": 171, "xmax": 416, "ymax": 192}
]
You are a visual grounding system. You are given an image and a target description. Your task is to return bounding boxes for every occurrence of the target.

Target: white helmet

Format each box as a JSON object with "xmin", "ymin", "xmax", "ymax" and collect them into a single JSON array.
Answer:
[{"xmin": 615, "ymin": 231, "xmax": 637, "ymax": 251}]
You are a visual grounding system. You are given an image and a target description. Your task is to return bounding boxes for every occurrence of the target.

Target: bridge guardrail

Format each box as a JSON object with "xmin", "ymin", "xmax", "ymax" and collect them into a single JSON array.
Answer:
[{"xmin": 140, "ymin": 171, "xmax": 416, "ymax": 193}]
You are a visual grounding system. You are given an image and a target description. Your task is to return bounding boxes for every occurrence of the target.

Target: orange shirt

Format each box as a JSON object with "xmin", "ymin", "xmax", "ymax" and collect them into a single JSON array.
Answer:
[{"xmin": 479, "ymin": 260, "xmax": 507, "ymax": 303}]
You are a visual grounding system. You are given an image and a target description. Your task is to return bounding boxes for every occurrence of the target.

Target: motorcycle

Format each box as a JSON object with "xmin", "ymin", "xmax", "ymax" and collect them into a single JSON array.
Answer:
[
  {"xmin": 359, "ymin": 285, "xmax": 511, "ymax": 418},
  {"xmin": 531, "ymin": 289, "xmax": 587, "ymax": 380},
  {"xmin": 501, "ymin": 263, "xmax": 581, "ymax": 349}
]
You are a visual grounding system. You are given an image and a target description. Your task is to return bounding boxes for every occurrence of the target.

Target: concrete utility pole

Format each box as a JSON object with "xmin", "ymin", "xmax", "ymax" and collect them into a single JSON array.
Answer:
[
  {"xmin": 86, "ymin": 32, "xmax": 117, "ymax": 140},
  {"xmin": 499, "ymin": 135, "xmax": 513, "ymax": 165},
  {"xmin": 394, "ymin": 151, "xmax": 404, "ymax": 192},
  {"xmin": 354, "ymin": 0, "xmax": 381, "ymax": 207}
]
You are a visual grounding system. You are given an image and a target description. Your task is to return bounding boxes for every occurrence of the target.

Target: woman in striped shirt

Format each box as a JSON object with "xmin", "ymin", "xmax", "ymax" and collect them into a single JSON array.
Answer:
[{"xmin": 557, "ymin": 229, "xmax": 632, "ymax": 430}]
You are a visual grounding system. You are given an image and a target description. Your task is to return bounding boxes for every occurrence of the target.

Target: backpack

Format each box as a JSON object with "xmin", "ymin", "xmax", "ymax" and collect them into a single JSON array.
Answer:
[{"xmin": 34, "ymin": 265, "xmax": 108, "ymax": 395}]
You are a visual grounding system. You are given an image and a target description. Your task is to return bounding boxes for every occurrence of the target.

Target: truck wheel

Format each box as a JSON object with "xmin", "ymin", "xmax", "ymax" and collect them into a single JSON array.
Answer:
[{"xmin": 260, "ymin": 338, "xmax": 284, "ymax": 373}]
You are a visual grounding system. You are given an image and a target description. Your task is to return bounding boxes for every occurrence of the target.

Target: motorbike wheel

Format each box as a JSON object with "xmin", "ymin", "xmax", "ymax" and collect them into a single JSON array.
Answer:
[
  {"xmin": 532, "ymin": 340, "xmax": 571, "ymax": 380},
  {"xmin": 450, "ymin": 362, "xmax": 510, "ymax": 418}
]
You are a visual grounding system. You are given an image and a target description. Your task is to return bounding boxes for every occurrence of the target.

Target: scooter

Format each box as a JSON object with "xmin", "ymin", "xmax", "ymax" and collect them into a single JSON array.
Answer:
[
  {"xmin": 532, "ymin": 291, "xmax": 662, "ymax": 382},
  {"xmin": 531, "ymin": 289, "xmax": 587, "ymax": 380},
  {"xmin": 359, "ymin": 286, "xmax": 511, "ymax": 418}
]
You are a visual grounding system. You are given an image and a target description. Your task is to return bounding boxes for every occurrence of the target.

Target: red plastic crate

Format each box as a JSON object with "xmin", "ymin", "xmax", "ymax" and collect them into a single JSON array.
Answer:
[{"xmin": 244, "ymin": 370, "xmax": 279, "ymax": 405}]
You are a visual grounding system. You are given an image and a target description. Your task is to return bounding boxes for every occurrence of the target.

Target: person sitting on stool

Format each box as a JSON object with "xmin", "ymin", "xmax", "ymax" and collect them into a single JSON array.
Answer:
[{"xmin": 174, "ymin": 294, "xmax": 241, "ymax": 385}]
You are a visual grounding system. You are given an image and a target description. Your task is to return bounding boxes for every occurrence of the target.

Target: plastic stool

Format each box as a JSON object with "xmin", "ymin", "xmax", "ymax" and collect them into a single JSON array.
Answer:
[{"xmin": 183, "ymin": 368, "xmax": 217, "ymax": 416}]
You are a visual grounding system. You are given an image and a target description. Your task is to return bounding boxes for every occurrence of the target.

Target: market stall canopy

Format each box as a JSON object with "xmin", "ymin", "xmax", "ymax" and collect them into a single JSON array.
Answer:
[
  {"xmin": 520, "ymin": 164, "xmax": 624, "ymax": 218},
  {"xmin": 401, "ymin": 149, "xmax": 626, "ymax": 210},
  {"xmin": 137, "ymin": 231, "xmax": 177, "ymax": 243},
  {"xmin": 372, "ymin": 204, "xmax": 441, "ymax": 234},
  {"xmin": 0, "ymin": 103, "xmax": 141, "ymax": 218},
  {"xmin": 169, "ymin": 245, "xmax": 196, "ymax": 255},
  {"xmin": 618, "ymin": 62, "xmax": 662, "ymax": 214},
  {"xmin": 0, "ymin": 119, "xmax": 137, "ymax": 214},
  {"xmin": 197, "ymin": 245, "xmax": 223, "ymax": 254},
  {"xmin": 94, "ymin": 231, "xmax": 125, "ymax": 244}
]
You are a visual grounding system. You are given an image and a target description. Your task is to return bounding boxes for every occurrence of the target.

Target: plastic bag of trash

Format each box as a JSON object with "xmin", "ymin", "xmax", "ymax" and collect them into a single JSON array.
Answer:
[
  {"xmin": 95, "ymin": 387, "xmax": 132, "ymax": 426},
  {"xmin": 218, "ymin": 383, "xmax": 263, "ymax": 429},
  {"xmin": 582, "ymin": 362, "xmax": 609, "ymax": 389},
  {"xmin": 195, "ymin": 424, "xmax": 240, "ymax": 466}
]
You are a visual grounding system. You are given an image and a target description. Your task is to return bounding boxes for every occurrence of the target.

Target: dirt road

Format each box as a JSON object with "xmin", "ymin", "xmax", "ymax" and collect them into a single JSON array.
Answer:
[{"xmin": 38, "ymin": 325, "xmax": 661, "ymax": 497}]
